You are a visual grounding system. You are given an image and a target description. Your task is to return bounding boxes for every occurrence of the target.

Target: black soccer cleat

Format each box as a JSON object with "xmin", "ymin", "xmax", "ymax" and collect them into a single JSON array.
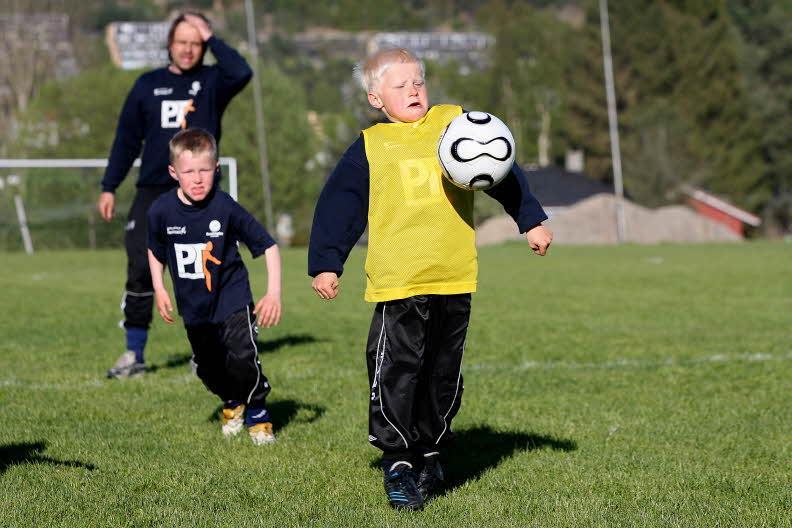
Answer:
[
  {"xmin": 383, "ymin": 462, "xmax": 424, "ymax": 511},
  {"xmin": 416, "ymin": 454, "xmax": 445, "ymax": 500}
]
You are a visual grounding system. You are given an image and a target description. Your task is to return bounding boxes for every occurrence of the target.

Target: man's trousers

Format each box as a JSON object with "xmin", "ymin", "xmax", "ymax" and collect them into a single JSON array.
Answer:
[{"xmin": 122, "ymin": 185, "xmax": 172, "ymax": 330}]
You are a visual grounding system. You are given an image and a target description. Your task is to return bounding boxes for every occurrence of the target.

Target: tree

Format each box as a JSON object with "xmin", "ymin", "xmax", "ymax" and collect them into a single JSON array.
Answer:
[
  {"xmin": 562, "ymin": 1, "xmax": 765, "ymax": 213},
  {"xmin": 221, "ymin": 62, "xmax": 324, "ymax": 244},
  {"xmin": 729, "ymin": 0, "xmax": 792, "ymax": 234}
]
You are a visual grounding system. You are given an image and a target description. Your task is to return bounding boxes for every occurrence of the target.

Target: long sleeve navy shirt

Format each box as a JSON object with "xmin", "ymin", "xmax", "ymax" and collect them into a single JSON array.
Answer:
[
  {"xmin": 308, "ymin": 134, "xmax": 548, "ymax": 277},
  {"xmin": 101, "ymin": 36, "xmax": 252, "ymax": 193}
]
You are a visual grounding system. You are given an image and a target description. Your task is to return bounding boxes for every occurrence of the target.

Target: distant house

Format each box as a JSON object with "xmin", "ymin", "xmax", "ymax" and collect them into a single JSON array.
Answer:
[
  {"xmin": 682, "ymin": 187, "xmax": 761, "ymax": 237},
  {"xmin": 369, "ymin": 32, "xmax": 494, "ymax": 72},
  {"xmin": 0, "ymin": 14, "xmax": 78, "ymax": 79},
  {"xmin": 291, "ymin": 29, "xmax": 494, "ymax": 72},
  {"xmin": 523, "ymin": 165, "xmax": 614, "ymax": 217},
  {"xmin": 106, "ymin": 22, "xmax": 169, "ymax": 70}
]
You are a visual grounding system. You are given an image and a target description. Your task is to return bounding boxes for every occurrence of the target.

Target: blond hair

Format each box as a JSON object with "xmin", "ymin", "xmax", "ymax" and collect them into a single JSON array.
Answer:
[
  {"xmin": 353, "ymin": 48, "xmax": 425, "ymax": 93},
  {"xmin": 169, "ymin": 127, "xmax": 217, "ymax": 164}
]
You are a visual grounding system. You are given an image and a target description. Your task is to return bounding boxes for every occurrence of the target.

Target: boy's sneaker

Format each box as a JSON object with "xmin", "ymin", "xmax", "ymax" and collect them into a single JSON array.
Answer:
[
  {"xmin": 416, "ymin": 453, "xmax": 445, "ymax": 500},
  {"xmin": 245, "ymin": 408, "xmax": 275, "ymax": 445},
  {"xmin": 221, "ymin": 402, "xmax": 245, "ymax": 437},
  {"xmin": 106, "ymin": 351, "xmax": 145, "ymax": 379},
  {"xmin": 383, "ymin": 462, "xmax": 424, "ymax": 511},
  {"xmin": 248, "ymin": 422, "xmax": 276, "ymax": 445}
]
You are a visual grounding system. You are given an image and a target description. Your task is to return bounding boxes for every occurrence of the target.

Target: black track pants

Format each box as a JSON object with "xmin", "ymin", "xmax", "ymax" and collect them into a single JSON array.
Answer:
[
  {"xmin": 122, "ymin": 186, "xmax": 172, "ymax": 330},
  {"xmin": 185, "ymin": 305, "xmax": 271, "ymax": 408},
  {"xmin": 366, "ymin": 294, "xmax": 470, "ymax": 458}
]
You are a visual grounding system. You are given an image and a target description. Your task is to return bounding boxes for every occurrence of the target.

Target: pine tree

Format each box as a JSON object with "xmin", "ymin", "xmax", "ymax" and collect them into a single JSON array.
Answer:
[{"xmin": 728, "ymin": 0, "xmax": 792, "ymax": 234}]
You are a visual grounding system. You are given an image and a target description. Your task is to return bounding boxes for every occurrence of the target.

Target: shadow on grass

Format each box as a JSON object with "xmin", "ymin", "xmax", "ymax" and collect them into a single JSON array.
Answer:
[
  {"xmin": 442, "ymin": 426, "xmax": 576, "ymax": 494},
  {"xmin": 255, "ymin": 333, "xmax": 319, "ymax": 353},
  {"xmin": 148, "ymin": 333, "xmax": 319, "ymax": 373},
  {"xmin": 0, "ymin": 441, "xmax": 96, "ymax": 475},
  {"xmin": 147, "ymin": 354, "xmax": 192, "ymax": 373},
  {"xmin": 369, "ymin": 425, "xmax": 576, "ymax": 494},
  {"xmin": 208, "ymin": 399, "xmax": 325, "ymax": 432}
]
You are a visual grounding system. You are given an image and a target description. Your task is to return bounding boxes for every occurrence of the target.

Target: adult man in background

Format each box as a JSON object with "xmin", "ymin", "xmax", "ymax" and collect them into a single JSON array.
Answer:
[{"xmin": 99, "ymin": 12, "xmax": 252, "ymax": 378}]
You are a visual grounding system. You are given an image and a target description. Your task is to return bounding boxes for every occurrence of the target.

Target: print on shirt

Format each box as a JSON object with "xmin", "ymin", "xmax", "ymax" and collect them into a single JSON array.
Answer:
[
  {"xmin": 202, "ymin": 241, "xmax": 222, "ymax": 292},
  {"xmin": 161, "ymin": 99, "xmax": 196, "ymax": 129},
  {"xmin": 399, "ymin": 157, "xmax": 443, "ymax": 206},
  {"xmin": 174, "ymin": 241, "xmax": 222, "ymax": 291},
  {"xmin": 206, "ymin": 219, "xmax": 224, "ymax": 238}
]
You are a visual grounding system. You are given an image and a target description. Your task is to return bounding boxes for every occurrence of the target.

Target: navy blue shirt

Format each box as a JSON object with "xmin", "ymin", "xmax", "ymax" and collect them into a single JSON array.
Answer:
[
  {"xmin": 102, "ymin": 37, "xmax": 252, "ymax": 192},
  {"xmin": 147, "ymin": 188, "xmax": 275, "ymax": 325},
  {"xmin": 308, "ymin": 133, "xmax": 548, "ymax": 277}
]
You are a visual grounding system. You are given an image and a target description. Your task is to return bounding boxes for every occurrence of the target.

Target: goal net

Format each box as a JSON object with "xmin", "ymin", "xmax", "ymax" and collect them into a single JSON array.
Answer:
[{"xmin": 0, "ymin": 158, "xmax": 238, "ymax": 253}]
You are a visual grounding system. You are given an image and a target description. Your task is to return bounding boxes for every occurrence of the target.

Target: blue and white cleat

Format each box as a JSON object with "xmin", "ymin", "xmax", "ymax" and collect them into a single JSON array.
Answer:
[{"xmin": 383, "ymin": 462, "xmax": 424, "ymax": 511}]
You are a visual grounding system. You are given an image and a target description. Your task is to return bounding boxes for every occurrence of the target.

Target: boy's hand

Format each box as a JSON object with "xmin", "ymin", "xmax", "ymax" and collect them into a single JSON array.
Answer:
[
  {"xmin": 154, "ymin": 289, "xmax": 175, "ymax": 324},
  {"xmin": 254, "ymin": 293, "xmax": 281, "ymax": 328},
  {"xmin": 312, "ymin": 272, "xmax": 339, "ymax": 300},
  {"xmin": 526, "ymin": 224, "xmax": 553, "ymax": 256}
]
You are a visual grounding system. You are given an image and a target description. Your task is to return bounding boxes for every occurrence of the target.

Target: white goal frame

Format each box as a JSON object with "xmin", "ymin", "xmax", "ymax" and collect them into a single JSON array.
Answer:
[
  {"xmin": 0, "ymin": 157, "xmax": 237, "ymax": 254},
  {"xmin": 0, "ymin": 157, "xmax": 238, "ymax": 199}
]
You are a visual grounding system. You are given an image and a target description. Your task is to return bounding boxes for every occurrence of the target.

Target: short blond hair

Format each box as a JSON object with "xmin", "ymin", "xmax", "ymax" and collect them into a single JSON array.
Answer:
[
  {"xmin": 353, "ymin": 48, "xmax": 425, "ymax": 93},
  {"xmin": 169, "ymin": 127, "xmax": 217, "ymax": 164}
]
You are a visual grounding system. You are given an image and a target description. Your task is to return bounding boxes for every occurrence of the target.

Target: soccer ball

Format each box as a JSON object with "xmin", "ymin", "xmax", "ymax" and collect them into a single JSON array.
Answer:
[{"xmin": 437, "ymin": 111, "xmax": 516, "ymax": 190}]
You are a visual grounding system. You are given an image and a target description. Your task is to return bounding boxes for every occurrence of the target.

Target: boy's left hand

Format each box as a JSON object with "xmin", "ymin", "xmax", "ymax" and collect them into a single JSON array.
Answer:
[
  {"xmin": 526, "ymin": 224, "xmax": 553, "ymax": 256},
  {"xmin": 254, "ymin": 293, "xmax": 281, "ymax": 328}
]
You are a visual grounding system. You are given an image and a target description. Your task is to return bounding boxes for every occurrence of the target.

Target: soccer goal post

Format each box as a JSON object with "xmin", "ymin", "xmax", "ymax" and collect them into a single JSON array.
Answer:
[{"xmin": 0, "ymin": 157, "xmax": 237, "ymax": 253}]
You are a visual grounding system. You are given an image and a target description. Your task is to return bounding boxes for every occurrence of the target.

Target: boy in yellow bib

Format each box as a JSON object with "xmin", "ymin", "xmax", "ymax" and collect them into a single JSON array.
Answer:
[{"xmin": 309, "ymin": 48, "xmax": 552, "ymax": 510}]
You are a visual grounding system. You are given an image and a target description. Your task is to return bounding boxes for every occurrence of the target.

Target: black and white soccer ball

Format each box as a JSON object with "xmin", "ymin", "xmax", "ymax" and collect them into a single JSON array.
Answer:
[{"xmin": 437, "ymin": 111, "xmax": 516, "ymax": 191}]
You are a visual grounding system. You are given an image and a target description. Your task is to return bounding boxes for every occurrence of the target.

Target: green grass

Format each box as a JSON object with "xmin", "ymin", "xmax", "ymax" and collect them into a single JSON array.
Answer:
[{"xmin": 1, "ymin": 243, "xmax": 790, "ymax": 527}]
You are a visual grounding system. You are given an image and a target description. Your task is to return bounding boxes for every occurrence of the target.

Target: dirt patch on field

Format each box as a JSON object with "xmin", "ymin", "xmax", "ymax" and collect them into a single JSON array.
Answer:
[{"xmin": 476, "ymin": 193, "xmax": 741, "ymax": 246}]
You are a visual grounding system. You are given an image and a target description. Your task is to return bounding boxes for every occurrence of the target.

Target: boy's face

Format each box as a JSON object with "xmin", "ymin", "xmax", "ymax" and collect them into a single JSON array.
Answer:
[
  {"xmin": 368, "ymin": 62, "xmax": 428, "ymax": 123},
  {"xmin": 168, "ymin": 149, "xmax": 217, "ymax": 202}
]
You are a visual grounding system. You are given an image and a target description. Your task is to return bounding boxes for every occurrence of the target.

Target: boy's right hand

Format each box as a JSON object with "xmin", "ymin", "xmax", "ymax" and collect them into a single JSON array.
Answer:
[
  {"xmin": 155, "ymin": 289, "xmax": 175, "ymax": 324},
  {"xmin": 312, "ymin": 272, "xmax": 339, "ymax": 300}
]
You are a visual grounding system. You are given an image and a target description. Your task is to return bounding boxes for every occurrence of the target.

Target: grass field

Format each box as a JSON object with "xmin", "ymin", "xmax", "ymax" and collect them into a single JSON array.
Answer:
[{"xmin": 1, "ymin": 243, "xmax": 790, "ymax": 527}]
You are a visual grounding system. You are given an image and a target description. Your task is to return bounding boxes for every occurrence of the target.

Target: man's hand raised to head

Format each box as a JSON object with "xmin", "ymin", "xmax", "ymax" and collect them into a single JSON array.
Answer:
[{"xmin": 183, "ymin": 13, "xmax": 212, "ymax": 41}]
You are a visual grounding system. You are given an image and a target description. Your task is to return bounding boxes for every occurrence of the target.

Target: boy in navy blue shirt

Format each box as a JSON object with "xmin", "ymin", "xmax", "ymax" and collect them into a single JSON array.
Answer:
[{"xmin": 147, "ymin": 128, "xmax": 281, "ymax": 445}]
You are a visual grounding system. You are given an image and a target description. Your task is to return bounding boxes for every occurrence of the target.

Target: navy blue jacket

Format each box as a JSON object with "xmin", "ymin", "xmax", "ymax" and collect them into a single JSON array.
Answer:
[
  {"xmin": 148, "ymin": 188, "xmax": 275, "ymax": 325},
  {"xmin": 102, "ymin": 37, "xmax": 252, "ymax": 192},
  {"xmin": 308, "ymin": 134, "xmax": 548, "ymax": 277}
]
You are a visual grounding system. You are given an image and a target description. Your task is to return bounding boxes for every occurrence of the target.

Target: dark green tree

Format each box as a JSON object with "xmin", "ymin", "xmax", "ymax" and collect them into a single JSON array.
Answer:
[
  {"xmin": 222, "ymin": 62, "xmax": 324, "ymax": 244},
  {"xmin": 563, "ymin": 1, "xmax": 765, "ymax": 213},
  {"xmin": 728, "ymin": 0, "xmax": 792, "ymax": 234}
]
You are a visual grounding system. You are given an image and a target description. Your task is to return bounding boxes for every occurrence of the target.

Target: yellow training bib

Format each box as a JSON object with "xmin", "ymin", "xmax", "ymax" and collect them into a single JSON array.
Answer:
[{"xmin": 362, "ymin": 104, "xmax": 477, "ymax": 302}]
